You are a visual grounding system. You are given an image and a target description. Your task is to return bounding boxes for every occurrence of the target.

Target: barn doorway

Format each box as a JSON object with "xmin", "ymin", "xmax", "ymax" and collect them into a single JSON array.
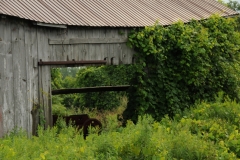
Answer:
[
  {"xmin": 49, "ymin": 65, "xmax": 133, "ymax": 135},
  {"xmin": 37, "ymin": 59, "xmax": 134, "ymax": 133},
  {"xmin": 50, "ymin": 66, "xmax": 130, "ymax": 115}
]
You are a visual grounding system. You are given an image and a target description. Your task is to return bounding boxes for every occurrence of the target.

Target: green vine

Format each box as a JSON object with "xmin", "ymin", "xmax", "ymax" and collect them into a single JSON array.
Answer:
[
  {"xmin": 39, "ymin": 108, "xmax": 46, "ymax": 127},
  {"xmin": 124, "ymin": 15, "xmax": 240, "ymax": 123}
]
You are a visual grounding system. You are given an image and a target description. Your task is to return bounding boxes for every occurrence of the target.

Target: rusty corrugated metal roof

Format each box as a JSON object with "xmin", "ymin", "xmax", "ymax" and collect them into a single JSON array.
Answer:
[{"xmin": 0, "ymin": 0, "xmax": 238, "ymax": 27}]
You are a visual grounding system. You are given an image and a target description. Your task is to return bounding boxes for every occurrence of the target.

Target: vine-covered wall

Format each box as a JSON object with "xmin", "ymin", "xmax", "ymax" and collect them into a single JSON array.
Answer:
[{"xmin": 124, "ymin": 15, "xmax": 240, "ymax": 122}]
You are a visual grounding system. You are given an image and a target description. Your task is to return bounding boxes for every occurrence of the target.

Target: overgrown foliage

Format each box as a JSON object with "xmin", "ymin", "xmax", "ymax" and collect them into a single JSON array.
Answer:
[
  {"xmin": 51, "ymin": 68, "xmax": 63, "ymax": 90},
  {"xmin": 51, "ymin": 65, "xmax": 135, "ymax": 112},
  {"xmin": 225, "ymin": 0, "xmax": 240, "ymax": 31},
  {"xmin": 74, "ymin": 65, "xmax": 135, "ymax": 110},
  {"xmin": 2, "ymin": 100, "xmax": 240, "ymax": 159},
  {"xmin": 74, "ymin": 66, "xmax": 120, "ymax": 110},
  {"xmin": 124, "ymin": 15, "xmax": 240, "ymax": 122}
]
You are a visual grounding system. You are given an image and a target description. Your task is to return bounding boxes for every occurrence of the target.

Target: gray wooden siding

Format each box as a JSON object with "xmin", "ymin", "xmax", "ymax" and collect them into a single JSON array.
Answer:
[
  {"xmin": 47, "ymin": 27, "xmax": 134, "ymax": 65},
  {"xmin": 25, "ymin": 24, "xmax": 39, "ymax": 135},
  {"xmin": 0, "ymin": 18, "xmax": 15, "ymax": 136},
  {"xmin": 0, "ymin": 17, "xmax": 135, "ymax": 136}
]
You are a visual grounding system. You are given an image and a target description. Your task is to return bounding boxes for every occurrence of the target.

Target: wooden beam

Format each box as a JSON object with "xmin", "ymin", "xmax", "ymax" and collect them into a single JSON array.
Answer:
[
  {"xmin": 38, "ymin": 60, "xmax": 107, "ymax": 66},
  {"xmin": 34, "ymin": 22, "xmax": 67, "ymax": 28},
  {"xmin": 48, "ymin": 38, "xmax": 128, "ymax": 45},
  {"xmin": 52, "ymin": 85, "xmax": 130, "ymax": 95}
]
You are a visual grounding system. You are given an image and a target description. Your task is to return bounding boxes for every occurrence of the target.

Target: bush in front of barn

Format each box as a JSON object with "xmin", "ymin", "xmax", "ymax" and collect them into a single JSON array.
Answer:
[{"xmin": 1, "ymin": 99, "xmax": 240, "ymax": 159}]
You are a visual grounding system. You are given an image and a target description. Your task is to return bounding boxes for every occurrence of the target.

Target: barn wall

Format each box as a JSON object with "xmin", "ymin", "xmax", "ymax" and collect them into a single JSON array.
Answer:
[
  {"xmin": 0, "ymin": 17, "xmax": 17, "ymax": 136},
  {"xmin": 47, "ymin": 26, "xmax": 135, "ymax": 64},
  {"xmin": 37, "ymin": 25, "xmax": 136, "ymax": 129},
  {"xmin": 0, "ymin": 16, "xmax": 136, "ymax": 136},
  {"xmin": 0, "ymin": 17, "xmax": 39, "ymax": 137}
]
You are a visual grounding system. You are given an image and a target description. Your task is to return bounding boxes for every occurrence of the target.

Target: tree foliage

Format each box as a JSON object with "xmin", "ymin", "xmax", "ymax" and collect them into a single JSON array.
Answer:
[
  {"xmin": 51, "ymin": 65, "xmax": 135, "ymax": 111},
  {"xmin": 123, "ymin": 15, "xmax": 240, "ymax": 123},
  {"xmin": 227, "ymin": 0, "xmax": 240, "ymax": 11},
  {"xmin": 51, "ymin": 68, "xmax": 63, "ymax": 90},
  {"xmin": 74, "ymin": 65, "xmax": 135, "ymax": 110},
  {"xmin": 74, "ymin": 66, "xmax": 119, "ymax": 110}
]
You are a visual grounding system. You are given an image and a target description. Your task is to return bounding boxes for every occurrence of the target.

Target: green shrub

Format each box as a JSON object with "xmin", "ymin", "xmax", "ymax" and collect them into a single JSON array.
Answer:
[
  {"xmin": 2, "ymin": 101, "xmax": 240, "ymax": 159},
  {"xmin": 125, "ymin": 15, "xmax": 240, "ymax": 122},
  {"xmin": 173, "ymin": 97, "xmax": 240, "ymax": 158},
  {"xmin": 52, "ymin": 104, "xmax": 68, "ymax": 116}
]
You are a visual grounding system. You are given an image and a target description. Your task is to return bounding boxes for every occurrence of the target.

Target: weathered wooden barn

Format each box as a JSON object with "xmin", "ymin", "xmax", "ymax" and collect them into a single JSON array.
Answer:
[{"xmin": 0, "ymin": 0, "xmax": 237, "ymax": 137}]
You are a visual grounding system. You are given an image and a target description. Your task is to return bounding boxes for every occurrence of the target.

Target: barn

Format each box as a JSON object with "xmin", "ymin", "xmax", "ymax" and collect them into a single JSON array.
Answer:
[{"xmin": 0, "ymin": 0, "xmax": 238, "ymax": 137}]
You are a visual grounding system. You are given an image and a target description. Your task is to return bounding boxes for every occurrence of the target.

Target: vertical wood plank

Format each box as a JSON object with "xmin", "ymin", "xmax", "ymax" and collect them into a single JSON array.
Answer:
[
  {"xmin": 0, "ymin": 18, "xmax": 5, "ymax": 137},
  {"xmin": 12, "ymin": 21, "xmax": 27, "ymax": 131},
  {"xmin": 92, "ymin": 29, "xmax": 103, "ymax": 61},
  {"xmin": 120, "ymin": 28, "xmax": 132, "ymax": 64},
  {"xmin": 105, "ymin": 29, "xmax": 113, "ymax": 65},
  {"xmin": 85, "ymin": 28, "xmax": 94, "ymax": 61},
  {"xmin": 107, "ymin": 28, "xmax": 120, "ymax": 65},
  {"xmin": 0, "ymin": 52, "xmax": 4, "ymax": 137},
  {"xmin": 114, "ymin": 28, "xmax": 122, "ymax": 65},
  {"xmin": 31, "ymin": 26, "xmax": 39, "ymax": 135},
  {"xmin": 72, "ymin": 27, "xmax": 86, "ymax": 61},
  {"xmin": 25, "ymin": 24, "xmax": 39, "ymax": 136},
  {"xmin": 4, "ymin": 53, "xmax": 14, "ymax": 134},
  {"xmin": 11, "ymin": 21, "xmax": 20, "ymax": 130},
  {"xmin": 37, "ymin": 27, "xmax": 52, "ymax": 128},
  {"xmin": 97, "ymin": 28, "xmax": 106, "ymax": 62},
  {"xmin": 2, "ymin": 19, "xmax": 14, "ymax": 134},
  {"xmin": 62, "ymin": 28, "xmax": 72, "ymax": 61},
  {"xmin": 50, "ymin": 28, "xmax": 67, "ymax": 61},
  {"xmin": 24, "ymin": 26, "xmax": 32, "ymax": 136},
  {"xmin": 18, "ymin": 23, "xmax": 28, "ymax": 131},
  {"xmin": 50, "ymin": 30, "xmax": 59, "ymax": 61}
]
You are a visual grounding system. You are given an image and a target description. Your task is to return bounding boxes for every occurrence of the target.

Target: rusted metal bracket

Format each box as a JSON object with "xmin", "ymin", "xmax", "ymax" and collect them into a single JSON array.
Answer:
[
  {"xmin": 38, "ymin": 59, "xmax": 107, "ymax": 66},
  {"xmin": 52, "ymin": 85, "xmax": 130, "ymax": 95}
]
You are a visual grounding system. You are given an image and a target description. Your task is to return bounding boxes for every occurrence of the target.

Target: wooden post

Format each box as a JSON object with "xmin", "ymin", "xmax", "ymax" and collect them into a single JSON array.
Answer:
[
  {"xmin": 37, "ymin": 28, "xmax": 53, "ymax": 129},
  {"xmin": 38, "ymin": 66, "xmax": 52, "ymax": 128}
]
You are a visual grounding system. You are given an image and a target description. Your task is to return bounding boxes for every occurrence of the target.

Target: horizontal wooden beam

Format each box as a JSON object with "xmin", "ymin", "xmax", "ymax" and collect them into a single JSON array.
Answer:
[
  {"xmin": 52, "ymin": 85, "xmax": 130, "ymax": 95},
  {"xmin": 38, "ymin": 60, "xmax": 107, "ymax": 66},
  {"xmin": 34, "ymin": 22, "xmax": 67, "ymax": 28},
  {"xmin": 49, "ymin": 38, "xmax": 128, "ymax": 45}
]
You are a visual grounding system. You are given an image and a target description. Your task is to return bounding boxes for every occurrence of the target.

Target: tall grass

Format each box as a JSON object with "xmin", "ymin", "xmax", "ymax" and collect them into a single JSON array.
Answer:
[{"xmin": 1, "ymin": 97, "xmax": 240, "ymax": 159}]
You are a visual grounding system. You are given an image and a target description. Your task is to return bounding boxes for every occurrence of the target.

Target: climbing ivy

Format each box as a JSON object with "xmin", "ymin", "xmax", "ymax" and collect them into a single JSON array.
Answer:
[{"xmin": 123, "ymin": 15, "xmax": 240, "ymax": 123}]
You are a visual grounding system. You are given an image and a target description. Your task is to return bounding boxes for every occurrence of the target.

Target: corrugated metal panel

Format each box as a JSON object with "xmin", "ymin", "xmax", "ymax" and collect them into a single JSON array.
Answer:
[{"xmin": 0, "ymin": 0, "xmax": 238, "ymax": 27}]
